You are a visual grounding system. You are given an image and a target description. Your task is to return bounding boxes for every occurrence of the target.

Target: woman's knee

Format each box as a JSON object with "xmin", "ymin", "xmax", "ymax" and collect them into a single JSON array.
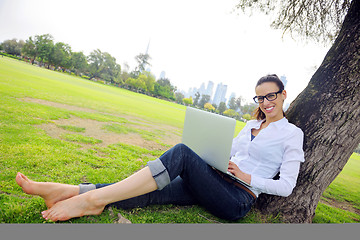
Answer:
[{"xmin": 173, "ymin": 143, "xmax": 189, "ymax": 151}]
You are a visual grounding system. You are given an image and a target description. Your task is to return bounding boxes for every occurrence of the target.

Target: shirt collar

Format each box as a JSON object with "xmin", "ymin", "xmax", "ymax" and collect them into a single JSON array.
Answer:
[
  {"xmin": 250, "ymin": 117, "xmax": 288, "ymax": 130},
  {"xmin": 270, "ymin": 117, "xmax": 288, "ymax": 129}
]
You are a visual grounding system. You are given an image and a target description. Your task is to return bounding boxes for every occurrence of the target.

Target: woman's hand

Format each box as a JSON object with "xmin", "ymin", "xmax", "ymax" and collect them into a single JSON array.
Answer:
[{"xmin": 228, "ymin": 161, "xmax": 251, "ymax": 185}]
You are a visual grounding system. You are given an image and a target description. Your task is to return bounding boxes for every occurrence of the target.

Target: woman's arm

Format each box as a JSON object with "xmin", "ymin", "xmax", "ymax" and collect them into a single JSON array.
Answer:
[
  {"xmin": 227, "ymin": 161, "xmax": 251, "ymax": 185},
  {"xmin": 251, "ymin": 128, "xmax": 305, "ymax": 197}
]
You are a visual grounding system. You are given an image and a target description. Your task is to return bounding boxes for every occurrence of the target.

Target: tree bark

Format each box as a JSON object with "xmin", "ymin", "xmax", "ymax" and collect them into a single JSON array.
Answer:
[{"xmin": 255, "ymin": 0, "xmax": 360, "ymax": 223}]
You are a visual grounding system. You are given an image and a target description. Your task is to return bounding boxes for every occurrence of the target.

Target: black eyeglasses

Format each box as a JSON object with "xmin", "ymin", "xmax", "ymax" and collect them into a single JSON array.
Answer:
[{"xmin": 253, "ymin": 90, "xmax": 283, "ymax": 103}]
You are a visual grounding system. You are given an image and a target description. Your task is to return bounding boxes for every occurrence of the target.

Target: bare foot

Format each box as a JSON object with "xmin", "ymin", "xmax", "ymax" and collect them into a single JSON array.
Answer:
[
  {"xmin": 41, "ymin": 191, "xmax": 105, "ymax": 221},
  {"xmin": 15, "ymin": 172, "xmax": 80, "ymax": 208}
]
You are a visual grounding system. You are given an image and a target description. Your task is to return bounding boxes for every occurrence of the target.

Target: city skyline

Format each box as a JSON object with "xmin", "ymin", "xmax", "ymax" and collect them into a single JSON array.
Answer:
[{"xmin": 180, "ymin": 74, "xmax": 288, "ymax": 107}]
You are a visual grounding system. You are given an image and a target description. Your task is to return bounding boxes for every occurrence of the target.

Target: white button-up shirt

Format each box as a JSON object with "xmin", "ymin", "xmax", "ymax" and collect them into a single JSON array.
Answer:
[{"xmin": 230, "ymin": 117, "xmax": 305, "ymax": 197}]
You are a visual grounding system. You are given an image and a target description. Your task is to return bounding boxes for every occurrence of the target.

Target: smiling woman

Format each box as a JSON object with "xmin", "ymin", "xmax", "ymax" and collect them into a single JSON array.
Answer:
[{"xmin": 252, "ymin": 74, "xmax": 287, "ymax": 125}]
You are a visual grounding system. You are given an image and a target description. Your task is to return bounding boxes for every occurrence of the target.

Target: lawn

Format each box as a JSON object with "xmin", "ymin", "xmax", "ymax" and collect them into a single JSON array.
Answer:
[{"xmin": 0, "ymin": 56, "xmax": 358, "ymax": 223}]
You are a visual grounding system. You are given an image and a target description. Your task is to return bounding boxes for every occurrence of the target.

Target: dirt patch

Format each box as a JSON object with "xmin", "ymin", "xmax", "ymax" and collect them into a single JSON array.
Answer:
[
  {"xmin": 320, "ymin": 198, "xmax": 360, "ymax": 216},
  {"xmin": 22, "ymin": 97, "xmax": 99, "ymax": 114},
  {"xmin": 37, "ymin": 116, "xmax": 180, "ymax": 151},
  {"xmin": 22, "ymin": 97, "xmax": 181, "ymax": 151}
]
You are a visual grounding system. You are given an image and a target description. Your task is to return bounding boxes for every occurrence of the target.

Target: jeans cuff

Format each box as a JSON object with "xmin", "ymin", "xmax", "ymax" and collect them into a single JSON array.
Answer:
[
  {"xmin": 78, "ymin": 183, "xmax": 96, "ymax": 194},
  {"xmin": 147, "ymin": 158, "xmax": 170, "ymax": 190}
]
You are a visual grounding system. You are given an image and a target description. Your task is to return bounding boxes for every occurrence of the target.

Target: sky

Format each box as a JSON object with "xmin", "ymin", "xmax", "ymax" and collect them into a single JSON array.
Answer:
[{"xmin": 0, "ymin": 0, "xmax": 331, "ymax": 105}]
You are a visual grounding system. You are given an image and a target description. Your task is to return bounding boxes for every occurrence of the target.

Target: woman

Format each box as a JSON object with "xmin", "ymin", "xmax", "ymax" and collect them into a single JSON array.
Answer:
[{"xmin": 15, "ymin": 74, "xmax": 305, "ymax": 222}]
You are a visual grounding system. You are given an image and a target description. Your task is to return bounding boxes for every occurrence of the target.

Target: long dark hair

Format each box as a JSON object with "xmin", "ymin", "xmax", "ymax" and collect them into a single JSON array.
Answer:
[{"xmin": 252, "ymin": 74, "xmax": 286, "ymax": 120}]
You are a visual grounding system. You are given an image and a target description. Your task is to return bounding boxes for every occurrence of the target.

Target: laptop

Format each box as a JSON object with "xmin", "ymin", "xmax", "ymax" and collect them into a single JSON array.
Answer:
[{"xmin": 181, "ymin": 107, "xmax": 251, "ymax": 188}]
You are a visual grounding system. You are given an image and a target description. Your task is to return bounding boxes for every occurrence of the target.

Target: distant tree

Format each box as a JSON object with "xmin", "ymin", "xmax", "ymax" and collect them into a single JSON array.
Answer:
[
  {"xmin": 204, "ymin": 102, "xmax": 215, "ymax": 112},
  {"xmin": 49, "ymin": 42, "xmax": 72, "ymax": 70},
  {"xmin": 153, "ymin": 78, "xmax": 176, "ymax": 100},
  {"xmin": 142, "ymin": 71, "xmax": 156, "ymax": 93},
  {"xmin": 228, "ymin": 96, "xmax": 238, "ymax": 110},
  {"xmin": 22, "ymin": 37, "xmax": 37, "ymax": 64},
  {"xmin": 242, "ymin": 113, "xmax": 251, "ymax": 121},
  {"xmin": 223, "ymin": 109, "xmax": 240, "ymax": 119},
  {"xmin": 70, "ymin": 51, "xmax": 88, "ymax": 76},
  {"xmin": 236, "ymin": 96, "xmax": 244, "ymax": 111},
  {"xmin": 183, "ymin": 97, "xmax": 193, "ymax": 106},
  {"xmin": 217, "ymin": 102, "xmax": 227, "ymax": 115},
  {"xmin": 198, "ymin": 94, "xmax": 211, "ymax": 108},
  {"xmin": 102, "ymin": 52, "xmax": 121, "ymax": 84},
  {"xmin": 34, "ymin": 34, "xmax": 54, "ymax": 66},
  {"xmin": 2, "ymin": 39, "xmax": 24, "ymax": 56},
  {"xmin": 134, "ymin": 53, "xmax": 151, "ymax": 75},
  {"xmin": 175, "ymin": 92, "xmax": 185, "ymax": 104},
  {"xmin": 125, "ymin": 77, "xmax": 146, "ymax": 92},
  {"xmin": 241, "ymin": 103, "xmax": 257, "ymax": 116},
  {"xmin": 88, "ymin": 49, "xmax": 105, "ymax": 80},
  {"xmin": 119, "ymin": 62, "xmax": 131, "ymax": 84},
  {"xmin": 193, "ymin": 92, "xmax": 200, "ymax": 106},
  {"xmin": 87, "ymin": 49, "xmax": 121, "ymax": 83}
]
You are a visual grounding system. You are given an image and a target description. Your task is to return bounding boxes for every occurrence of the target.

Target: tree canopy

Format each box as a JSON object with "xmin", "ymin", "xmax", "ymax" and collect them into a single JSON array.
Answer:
[{"xmin": 235, "ymin": 0, "xmax": 352, "ymax": 43}]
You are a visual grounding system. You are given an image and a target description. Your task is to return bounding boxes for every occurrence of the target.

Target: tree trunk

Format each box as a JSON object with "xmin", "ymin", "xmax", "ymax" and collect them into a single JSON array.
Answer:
[{"xmin": 255, "ymin": 0, "xmax": 360, "ymax": 223}]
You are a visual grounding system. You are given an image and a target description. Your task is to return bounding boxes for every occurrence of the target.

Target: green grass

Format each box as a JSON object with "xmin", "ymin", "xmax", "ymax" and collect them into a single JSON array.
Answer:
[
  {"xmin": 58, "ymin": 125, "xmax": 86, "ymax": 132},
  {"xmin": 313, "ymin": 152, "xmax": 360, "ymax": 223},
  {"xmin": 61, "ymin": 133, "xmax": 102, "ymax": 144},
  {"xmin": 0, "ymin": 56, "xmax": 359, "ymax": 224}
]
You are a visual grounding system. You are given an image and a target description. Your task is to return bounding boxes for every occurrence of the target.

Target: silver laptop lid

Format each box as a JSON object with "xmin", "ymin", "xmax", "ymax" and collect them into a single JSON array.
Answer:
[{"xmin": 181, "ymin": 107, "xmax": 236, "ymax": 173}]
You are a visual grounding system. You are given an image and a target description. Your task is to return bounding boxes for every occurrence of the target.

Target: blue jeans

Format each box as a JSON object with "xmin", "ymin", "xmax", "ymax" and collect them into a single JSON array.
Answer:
[{"xmin": 93, "ymin": 143, "xmax": 256, "ymax": 221}]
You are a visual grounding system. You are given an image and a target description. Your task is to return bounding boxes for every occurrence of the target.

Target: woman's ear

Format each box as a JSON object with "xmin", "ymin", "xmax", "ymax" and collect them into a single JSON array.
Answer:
[{"xmin": 282, "ymin": 90, "xmax": 287, "ymax": 101}]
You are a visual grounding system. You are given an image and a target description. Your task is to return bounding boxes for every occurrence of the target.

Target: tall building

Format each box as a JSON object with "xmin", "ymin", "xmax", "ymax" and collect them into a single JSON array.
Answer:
[
  {"xmin": 199, "ymin": 82, "xmax": 206, "ymax": 96},
  {"xmin": 212, "ymin": 83, "xmax": 228, "ymax": 106},
  {"xmin": 205, "ymin": 81, "xmax": 214, "ymax": 100}
]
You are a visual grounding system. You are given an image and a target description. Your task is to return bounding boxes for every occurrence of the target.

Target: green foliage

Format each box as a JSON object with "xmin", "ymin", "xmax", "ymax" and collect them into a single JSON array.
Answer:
[
  {"xmin": 142, "ymin": 71, "xmax": 156, "ymax": 93},
  {"xmin": 49, "ymin": 42, "xmax": 72, "ymax": 69},
  {"xmin": 0, "ymin": 52, "xmax": 22, "ymax": 60},
  {"xmin": 35, "ymin": 34, "xmax": 54, "ymax": 65},
  {"xmin": 223, "ymin": 109, "xmax": 240, "ymax": 118},
  {"xmin": 153, "ymin": 78, "xmax": 176, "ymax": 100},
  {"xmin": 217, "ymin": 102, "xmax": 227, "ymax": 114},
  {"xmin": 70, "ymin": 51, "xmax": 88, "ymax": 76},
  {"xmin": 193, "ymin": 92, "xmax": 200, "ymax": 106},
  {"xmin": 1, "ymin": 38, "xmax": 24, "ymax": 56},
  {"xmin": 204, "ymin": 102, "xmax": 215, "ymax": 112},
  {"xmin": 241, "ymin": 103, "xmax": 257, "ymax": 115},
  {"xmin": 228, "ymin": 96, "xmax": 237, "ymax": 110},
  {"xmin": 134, "ymin": 53, "xmax": 151, "ymax": 73},
  {"xmin": 88, "ymin": 49, "xmax": 121, "ymax": 84},
  {"xmin": 235, "ymin": 0, "xmax": 351, "ymax": 43},
  {"xmin": 22, "ymin": 36, "xmax": 37, "ymax": 63},
  {"xmin": 183, "ymin": 96, "xmax": 193, "ymax": 106},
  {"xmin": 175, "ymin": 92, "xmax": 185, "ymax": 104},
  {"xmin": 125, "ymin": 77, "xmax": 147, "ymax": 92},
  {"xmin": 198, "ymin": 94, "xmax": 211, "ymax": 108},
  {"xmin": 242, "ymin": 113, "xmax": 251, "ymax": 121}
]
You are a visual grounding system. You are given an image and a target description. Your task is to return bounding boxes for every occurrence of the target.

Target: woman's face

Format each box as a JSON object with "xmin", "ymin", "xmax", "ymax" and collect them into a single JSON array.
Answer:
[{"xmin": 255, "ymin": 82, "xmax": 286, "ymax": 121}]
